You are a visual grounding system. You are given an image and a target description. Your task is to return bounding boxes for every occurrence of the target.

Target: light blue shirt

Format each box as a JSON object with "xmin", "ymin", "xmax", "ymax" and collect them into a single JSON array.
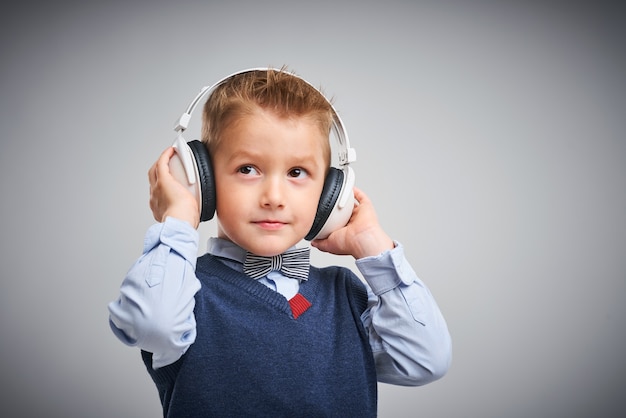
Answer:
[{"xmin": 108, "ymin": 217, "xmax": 451, "ymax": 386}]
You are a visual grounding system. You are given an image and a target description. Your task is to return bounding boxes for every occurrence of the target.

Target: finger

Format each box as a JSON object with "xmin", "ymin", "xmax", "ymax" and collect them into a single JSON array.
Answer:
[
  {"xmin": 352, "ymin": 186, "xmax": 370, "ymax": 205},
  {"xmin": 149, "ymin": 147, "xmax": 173, "ymax": 182},
  {"xmin": 311, "ymin": 238, "xmax": 330, "ymax": 253},
  {"xmin": 148, "ymin": 161, "xmax": 157, "ymax": 185},
  {"xmin": 157, "ymin": 147, "xmax": 175, "ymax": 170},
  {"xmin": 152, "ymin": 147, "xmax": 178, "ymax": 183}
]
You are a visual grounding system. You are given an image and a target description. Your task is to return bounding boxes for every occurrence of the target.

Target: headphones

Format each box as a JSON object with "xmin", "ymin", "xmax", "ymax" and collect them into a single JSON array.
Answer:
[{"xmin": 168, "ymin": 68, "xmax": 356, "ymax": 241}]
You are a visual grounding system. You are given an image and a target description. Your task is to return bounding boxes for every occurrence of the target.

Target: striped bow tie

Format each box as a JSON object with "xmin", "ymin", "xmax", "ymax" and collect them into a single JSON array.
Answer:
[{"xmin": 243, "ymin": 247, "xmax": 310, "ymax": 281}]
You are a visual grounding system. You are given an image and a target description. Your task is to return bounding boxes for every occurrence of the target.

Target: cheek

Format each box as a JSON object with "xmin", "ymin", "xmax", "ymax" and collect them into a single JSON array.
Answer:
[{"xmin": 300, "ymin": 185, "xmax": 324, "ymax": 222}]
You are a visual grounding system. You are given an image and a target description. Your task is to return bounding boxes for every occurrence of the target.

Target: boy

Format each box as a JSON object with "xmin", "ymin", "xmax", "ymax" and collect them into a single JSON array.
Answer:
[{"xmin": 108, "ymin": 68, "xmax": 451, "ymax": 417}]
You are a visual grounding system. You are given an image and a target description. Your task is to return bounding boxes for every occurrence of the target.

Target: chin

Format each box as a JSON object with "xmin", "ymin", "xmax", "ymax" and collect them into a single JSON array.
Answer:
[
  {"xmin": 247, "ymin": 237, "xmax": 302, "ymax": 256},
  {"xmin": 218, "ymin": 224, "xmax": 306, "ymax": 255}
]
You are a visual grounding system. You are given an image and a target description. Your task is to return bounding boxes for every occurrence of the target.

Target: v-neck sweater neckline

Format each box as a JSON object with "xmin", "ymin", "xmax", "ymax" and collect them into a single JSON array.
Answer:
[{"xmin": 196, "ymin": 253, "xmax": 318, "ymax": 319}]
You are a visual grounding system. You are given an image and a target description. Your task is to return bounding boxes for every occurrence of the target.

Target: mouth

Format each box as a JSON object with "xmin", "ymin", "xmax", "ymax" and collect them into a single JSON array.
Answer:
[{"xmin": 253, "ymin": 220, "xmax": 287, "ymax": 231}]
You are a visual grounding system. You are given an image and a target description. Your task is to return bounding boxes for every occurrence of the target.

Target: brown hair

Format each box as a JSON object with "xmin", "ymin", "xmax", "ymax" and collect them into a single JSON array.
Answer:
[{"xmin": 201, "ymin": 68, "xmax": 333, "ymax": 165}]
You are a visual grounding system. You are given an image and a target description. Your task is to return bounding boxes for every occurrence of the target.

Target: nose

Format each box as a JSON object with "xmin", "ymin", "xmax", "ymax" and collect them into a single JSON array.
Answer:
[{"xmin": 260, "ymin": 176, "xmax": 285, "ymax": 209}]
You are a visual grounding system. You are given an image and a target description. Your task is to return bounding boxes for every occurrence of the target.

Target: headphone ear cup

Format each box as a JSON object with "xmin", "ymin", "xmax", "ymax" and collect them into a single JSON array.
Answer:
[
  {"xmin": 305, "ymin": 168, "xmax": 344, "ymax": 241},
  {"xmin": 187, "ymin": 140, "xmax": 216, "ymax": 222}
]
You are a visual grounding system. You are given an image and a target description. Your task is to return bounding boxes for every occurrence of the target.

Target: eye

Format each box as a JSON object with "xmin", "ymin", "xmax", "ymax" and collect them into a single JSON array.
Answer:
[
  {"xmin": 288, "ymin": 168, "xmax": 308, "ymax": 178},
  {"xmin": 238, "ymin": 165, "xmax": 259, "ymax": 176}
]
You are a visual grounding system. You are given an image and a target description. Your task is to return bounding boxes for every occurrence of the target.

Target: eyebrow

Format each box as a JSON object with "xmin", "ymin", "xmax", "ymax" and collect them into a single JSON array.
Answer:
[{"xmin": 226, "ymin": 147, "xmax": 321, "ymax": 162}]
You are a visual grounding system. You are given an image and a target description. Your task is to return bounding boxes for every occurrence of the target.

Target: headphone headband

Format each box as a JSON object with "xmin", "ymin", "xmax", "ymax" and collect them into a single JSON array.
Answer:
[{"xmin": 173, "ymin": 67, "xmax": 357, "ymax": 167}]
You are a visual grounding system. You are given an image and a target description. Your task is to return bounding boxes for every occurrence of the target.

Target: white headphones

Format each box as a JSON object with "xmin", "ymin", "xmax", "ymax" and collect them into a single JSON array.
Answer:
[{"xmin": 168, "ymin": 68, "xmax": 356, "ymax": 240}]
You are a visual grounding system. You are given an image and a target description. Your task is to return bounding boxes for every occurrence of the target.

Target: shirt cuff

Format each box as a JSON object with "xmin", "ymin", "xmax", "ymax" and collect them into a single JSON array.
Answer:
[
  {"xmin": 355, "ymin": 241, "xmax": 417, "ymax": 295},
  {"xmin": 144, "ymin": 217, "xmax": 200, "ymax": 263}
]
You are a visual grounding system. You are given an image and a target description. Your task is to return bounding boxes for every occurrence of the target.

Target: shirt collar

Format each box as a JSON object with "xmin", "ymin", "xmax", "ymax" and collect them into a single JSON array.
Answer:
[{"xmin": 207, "ymin": 237, "xmax": 247, "ymax": 265}]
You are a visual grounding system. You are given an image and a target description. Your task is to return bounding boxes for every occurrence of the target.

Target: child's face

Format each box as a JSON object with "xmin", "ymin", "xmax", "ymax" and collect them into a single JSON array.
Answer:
[{"xmin": 213, "ymin": 107, "xmax": 327, "ymax": 256}]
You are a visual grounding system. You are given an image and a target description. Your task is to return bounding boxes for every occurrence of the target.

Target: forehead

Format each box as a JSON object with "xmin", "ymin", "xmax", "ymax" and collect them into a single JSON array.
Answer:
[{"xmin": 216, "ymin": 108, "xmax": 331, "ymax": 163}]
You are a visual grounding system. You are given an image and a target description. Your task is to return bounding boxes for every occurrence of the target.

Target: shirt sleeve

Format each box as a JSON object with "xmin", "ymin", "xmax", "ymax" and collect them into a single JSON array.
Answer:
[
  {"xmin": 108, "ymin": 217, "xmax": 202, "ymax": 369},
  {"xmin": 356, "ymin": 242, "xmax": 452, "ymax": 386}
]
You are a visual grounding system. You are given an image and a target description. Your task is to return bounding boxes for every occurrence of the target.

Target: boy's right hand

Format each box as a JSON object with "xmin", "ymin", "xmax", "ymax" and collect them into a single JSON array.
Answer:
[{"xmin": 148, "ymin": 147, "xmax": 200, "ymax": 229}]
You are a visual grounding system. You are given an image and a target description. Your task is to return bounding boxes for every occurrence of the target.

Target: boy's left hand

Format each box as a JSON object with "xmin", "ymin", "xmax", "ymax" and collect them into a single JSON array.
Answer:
[{"xmin": 311, "ymin": 187, "xmax": 394, "ymax": 259}]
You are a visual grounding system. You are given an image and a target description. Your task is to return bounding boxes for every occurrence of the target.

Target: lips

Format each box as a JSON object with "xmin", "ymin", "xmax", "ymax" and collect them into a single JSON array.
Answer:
[{"xmin": 254, "ymin": 220, "xmax": 287, "ymax": 230}]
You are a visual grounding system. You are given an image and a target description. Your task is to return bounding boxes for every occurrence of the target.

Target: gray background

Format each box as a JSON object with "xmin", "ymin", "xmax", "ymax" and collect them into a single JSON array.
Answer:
[{"xmin": 1, "ymin": 1, "xmax": 624, "ymax": 417}]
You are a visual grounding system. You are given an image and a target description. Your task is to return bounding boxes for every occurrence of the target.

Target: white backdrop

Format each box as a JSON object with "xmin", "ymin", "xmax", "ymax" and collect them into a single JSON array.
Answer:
[{"xmin": 1, "ymin": 1, "xmax": 624, "ymax": 417}]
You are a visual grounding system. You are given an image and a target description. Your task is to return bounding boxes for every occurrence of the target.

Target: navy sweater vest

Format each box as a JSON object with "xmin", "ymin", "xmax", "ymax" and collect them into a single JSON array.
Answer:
[{"xmin": 142, "ymin": 253, "xmax": 378, "ymax": 417}]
